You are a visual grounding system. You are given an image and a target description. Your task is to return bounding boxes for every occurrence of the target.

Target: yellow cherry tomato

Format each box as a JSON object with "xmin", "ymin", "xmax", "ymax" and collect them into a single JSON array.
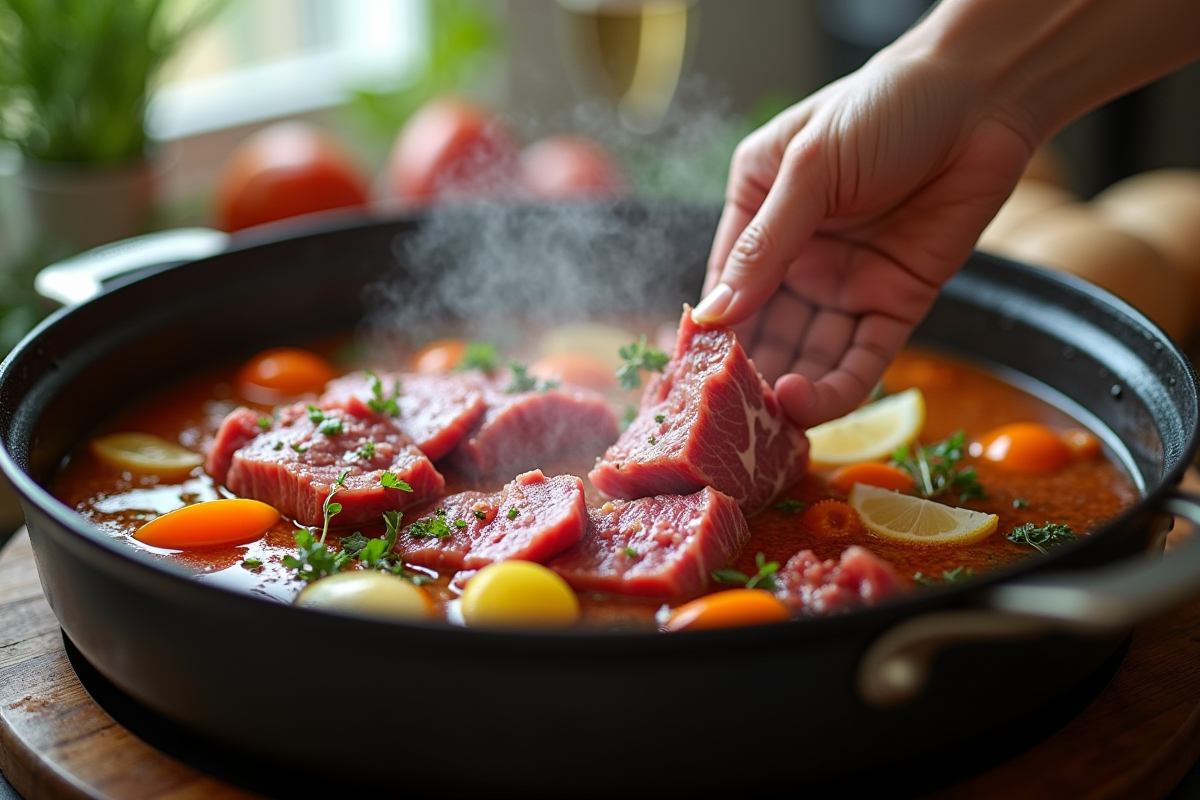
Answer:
[
  {"xmin": 459, "ymin": 560, "xmax": 580, "ymax": 629},
  {"xmin": 296, "ymin": 571, "xmax": 434, "ymax": 622},
  {"xmin": 90, "ymin": 432, "xmax": 203, "ymax": 481},
  {"xmin": 977, "ymin": 422, "xmax": 1072, "ymax": 473},
  {"xmin": 1061, "ymin": 427, "xmax": 1103, "ymax": 460},
  {"xmin": 237, "ymin": 347, "xmax": 337, "ymax": 404},
  {"xmin": 413, "ymin": 339, "xmax": 469, "ymax": 373},
  {"xmin": 133, "ymin": 498, "xmax": 279, "ymax": 549},
  {"xmin": 665, "ymin": 589, "xmax": 790, "ymax": 632},
  {"xmin": 529, "ymin": 352, "xmax": 615, "ymax": 391}
]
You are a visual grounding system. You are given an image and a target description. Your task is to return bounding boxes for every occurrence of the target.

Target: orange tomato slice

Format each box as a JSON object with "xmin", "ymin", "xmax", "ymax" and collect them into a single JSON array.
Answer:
[
  {"xmin": 133, "ymin": 499, "xmax": 279, "ymax": 549},
  {"xmin": 665, "ymin": 589, "xmax": 790, "ymax": 632},
  {"xmin": 237, "ymin": 347, "xmax": 337, "ymax": 404},
  {"xmin": 977, "ymin": 422, "xmax": 1072, "ymax": 473},
  {"xmin": 827, "ymin": 462, "xmax": 915, "ymax": 494}
]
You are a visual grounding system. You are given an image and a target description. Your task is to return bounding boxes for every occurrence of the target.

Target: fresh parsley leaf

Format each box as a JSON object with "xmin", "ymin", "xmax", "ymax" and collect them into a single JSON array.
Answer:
[
  {"xmin": 273, "ymin": 441, "xmax": 284, "ymax": 451},
  {"xmin": 453, "ymin": 518, "xmax": 468, "ymax": 529},
  {"xmin": 774, "ymin": 498, "xmax": 805, "ymax": 514},
  {"xmin": 256, "ymin": 417, "xmax": 271, "ymax": 429},
  {"xmin": 325, "ymin": 502, "xmax": 343, "ymax": 517},
  {"xmin": 504, "ymin": 360, "xmax": 557, "ymax": 394},
  {"xmin": 616, "ymin": 335, "xmax": 670, "ymax": 390},
  {"xmin": 316, "ymin": 470, "xmax": 350, "ymax": 544},
  {"xmin": 1008, "ymin": 521, "xmax": 1077, "ymax": 554},
  {"xmin": 339, "ymin": 532, "xmax": 371, "ymax": 559},
  {"xmin": 710, "ymin": 552, "xmax": 779, "ymax": 591},
  {"xmin": 1013, "ymin": 497, "xmax": 1029, "ymax": 509},
  {"xmin": 364, "ymin": 370, "xmax": 401, "ymax": 416},
  {"xmin": 317, "ymin": 417, "xmax": 343, "ymax": 436},
  {"xmin": 473, "ymin": 509, "xmax": 487, "ymax": 521},
  {"xmin": 282, "ymin": 528, "xmax": 351, "ymax": 582},
  {"xmin": 409, "ymin": 510, "xmax": 453, "ymax": 539},
  {"xmin": 648, "ymin": 434, "xmax": 657, "ymax": 445},
  {"xmin": 381, "ymin": 471, "xmax": 413, "ymax": 491},
  {"xmin": 457, "ymin": 342, "xmax": 497, "ymax": 374},
  {"xmin": 654, "ymin": 414, "xmax": 665, "ymax": 424},
  {"xmin": 291, "ymin": 443, "xmax": 309, "ymax": 453},
  {"xmin": 891, "ymin": 431, "xmax": 986, "ymax": 502},
  {"xmin": 357, "ymin": 441, "xmax": 377, "ymax": 460},
  {"xmin": 241, "ymin": 558, "xmax": 263, "ymax": 570},
  {"xmin": 623, "ymin": 547, "xmax": 639, "ymax": 559},
  {"xmin": 507, "ymin": 507, "xmax": 519, "ymax": 520},
  {"xmin": 307, "ymin": 405, "xmax": 325, "ymax": 424}
]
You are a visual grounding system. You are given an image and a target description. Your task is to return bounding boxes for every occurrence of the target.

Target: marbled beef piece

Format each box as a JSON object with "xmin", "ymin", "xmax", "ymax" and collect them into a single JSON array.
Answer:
[
  {"xmin": 397, "ymin": 469, "xmax": 586, "ymax": 571},
  {"xmin": 589, "ymin": 306, "xmax": 807, "ymax": 514},
  {"xmin": 220, "ymin": 402, "xmax": 443, "ymax": 528},
  {"xmin": 549, "ymin": 486, "xmax": 749, "ymax": 599},
  {"xmin": 774, "ymin": 546, "xmax": 904, "ymax": 616},
  {"xmin": 448, "ymin": 369, "xmax": 619, "ymax": 475},
  {"xmin": 320, "ymin": 371, "xmax": 487, "ymax": 461},
  {"xmin": 205, "ymin": 406, "xmax": 264, "ymax": 486}
]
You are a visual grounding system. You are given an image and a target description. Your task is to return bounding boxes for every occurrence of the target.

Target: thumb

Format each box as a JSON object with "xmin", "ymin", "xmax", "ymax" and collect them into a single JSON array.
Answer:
[{"xmin": 694, "ymin": 147, "xmax": 827, "ymax": 326}]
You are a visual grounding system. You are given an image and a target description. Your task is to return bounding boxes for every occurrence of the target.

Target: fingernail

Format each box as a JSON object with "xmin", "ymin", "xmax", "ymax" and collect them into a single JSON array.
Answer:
[{"xmin": 693, "ymin": 283, "xmax": 733, "ymax": 321}]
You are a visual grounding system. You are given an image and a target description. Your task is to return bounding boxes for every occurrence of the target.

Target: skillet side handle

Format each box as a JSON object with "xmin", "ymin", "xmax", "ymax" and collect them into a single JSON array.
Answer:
[
  {"xmin": 34, "ymin": 227, "xmax": 229, "ymax": 306},
  {"xmin": 857, "ymin": 490, "xmax": 1200, "ymax": 708}
]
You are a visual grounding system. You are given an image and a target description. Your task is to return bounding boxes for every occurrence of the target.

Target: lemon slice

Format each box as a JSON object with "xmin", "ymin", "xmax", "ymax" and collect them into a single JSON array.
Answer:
[
  {"xmin": 91, "ymin": 432, "xmax": 203, "ymax": 481},
  {"xmin": 849, "ymin": 483, "xmax": 998, "ymax": 546},
  {"xmin": 807, "ymin": 388, "xmax": 925, "ymax": 467}
]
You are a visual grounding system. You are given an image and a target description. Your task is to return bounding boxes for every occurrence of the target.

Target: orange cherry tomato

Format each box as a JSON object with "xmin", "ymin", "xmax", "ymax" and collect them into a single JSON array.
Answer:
[
  {"xmin": 1061, "ymin": 428, "xmax": 1103, "ymax": 460},
  {"xmin": 520, "ymin": 135, "xmax": 625, "ymax": 199},
  {"xmin": 665, "ymin": 589, "xmax": 790, "ymax": 632},
  {"xmin": 977, "ymin": 422, "xmax": 1072, "ymax": 473},
  {"xmin": 801, "ymin": 500, "xmax": 866, "ymax": 538},
  {"xmin": 529, "ymin": 352, "xmax": 615, "ymax": 391},
  {"xmin": 215, "ymin": 122, "xmax": 368, "ymax": 232},
  {"xmin": 413, "ymin": 339, "xmax": 469, "ymax": 373},
  {"xmin": 134, "ymin": 499, "xmax": 279, "ymax": 549},
  {"xmin": 828, "ymin": 463, "xmax": 915, "ymax": 495},
  {"xmin": 385, "ymin": 96, "xmax": 520, "ymax": 204},
  {"xmin": 237, "ymin": 347, "xmax": 337, "ymax": 404}
]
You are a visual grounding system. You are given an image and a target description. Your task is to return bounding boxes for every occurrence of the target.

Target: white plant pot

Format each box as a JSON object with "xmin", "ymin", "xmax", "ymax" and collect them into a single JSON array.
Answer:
[{"xmin": 18, "ymin": 157, "xmax": 154, "ymax": 255}]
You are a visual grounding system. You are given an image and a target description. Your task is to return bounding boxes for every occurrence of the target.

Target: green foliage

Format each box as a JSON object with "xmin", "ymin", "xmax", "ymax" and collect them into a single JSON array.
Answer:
[
  {"xmin": 711, "ymin": 552, "xmax": 780, "ymax": 592},
  {"xmin": 0, "ymin": 243, "xmax": 53, "ymax": 354},
  {"xmin": 891, "ymin": 431, "xmax": 986, "ymax": 503}
]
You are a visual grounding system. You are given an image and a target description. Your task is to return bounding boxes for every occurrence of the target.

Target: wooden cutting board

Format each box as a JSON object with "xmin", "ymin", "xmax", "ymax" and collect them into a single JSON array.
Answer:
[{"xmin": 3, "ymin": 524, "xmax": 1200, "ymax": 800}]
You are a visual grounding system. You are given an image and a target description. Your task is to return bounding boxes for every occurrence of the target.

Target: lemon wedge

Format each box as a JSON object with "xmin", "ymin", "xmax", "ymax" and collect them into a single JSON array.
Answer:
[
  {"xmin": 91, "ymin": 432, "xmax": 203, "ymax": 481},
  {"xmin": 807, "ymin": 388, "xmax": 925, "ymax": 466},
  {"xmin": 849, "ymin": 483, "xmax": 998, "ymax": 546}
]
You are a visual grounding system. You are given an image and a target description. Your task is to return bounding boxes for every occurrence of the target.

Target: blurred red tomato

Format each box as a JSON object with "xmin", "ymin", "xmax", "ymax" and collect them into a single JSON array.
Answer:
[
  {"xmin": 385, "ymin": 96, "xmax": 520, "ymax": 204},
  {"xmin": 215, "ymin": 122, "xmax": 368, "ymax": 232},
  {"xmin": 520, "ymin": 135, "xmax": 625, "ymax": 199}
]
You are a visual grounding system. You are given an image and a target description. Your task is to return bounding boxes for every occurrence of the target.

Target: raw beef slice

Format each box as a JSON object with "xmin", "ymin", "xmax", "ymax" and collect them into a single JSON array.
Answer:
[
  {"xmin": 320, "ymin": 371, "xmax": 487, "ymax": 461},
  {"xmin": 589, "ymin": 306, "xmax": 807, "ymax": 514},
  {"xmin": 775, "ymin": 546, "xmax": 904, "ymax": 616},
  {"xmin": 397, "ymin": 470, "xmax": 586, "ymax": 571},
  {"xmin": 549, "ymin": 486, "xmax": 749, "ymax": 598},
  {"xmin": 216, "ymin": 402, "xmax": 444, "ymax": 528}
]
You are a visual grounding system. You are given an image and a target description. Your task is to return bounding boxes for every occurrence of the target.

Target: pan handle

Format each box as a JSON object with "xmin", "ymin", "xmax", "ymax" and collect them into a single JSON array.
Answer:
[
  {"xmin": 34, "ymin": 227, "xmax": 229, "ymax": 306},
  {"xmin": 857, "ymin": 488, "xmax": 1200, "ymax": 708}
]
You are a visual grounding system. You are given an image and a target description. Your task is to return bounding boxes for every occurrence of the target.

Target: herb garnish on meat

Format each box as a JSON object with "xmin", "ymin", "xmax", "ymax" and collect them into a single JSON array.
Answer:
[
  {"xmin": 381, "ymin": 471, "xmax": 413, "ymax": 492},
  {"xmin": 616, "ymin": 335, "xmax": 669, "ymax": 390},
  {"xmin": 1007, "ymin": 521, "xmax": 1077, "ymax": 554},
  {"xmin": 281, "ymin": 471, "xmax": 350, "ymax": 581},
  {"xmin": 457, "ymin": 342, "xmax": 497, "ymax": 373},
  {"xmin": 891, "ymin": 431, "xmax": 985, "ymax": 502},
  {"xmin": 505, "ymin": 360, "xmax": 557, "ymax": 393},
  {"xmin": 364, "ymin": 370, "xmax": 401, "ymax": 416},
  {"xmin": 711, "ymin": 552, "xmax": 779, "ymax": 591},
  {"xmin": 409, "ymin": 508, "xmax": 453, "ymax": 540}
]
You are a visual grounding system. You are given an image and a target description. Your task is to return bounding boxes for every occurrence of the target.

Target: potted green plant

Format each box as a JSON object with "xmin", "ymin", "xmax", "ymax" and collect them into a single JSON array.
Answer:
[{"xmin": 0, "ymin": 0, "xmax": 218, "ymax": 254}]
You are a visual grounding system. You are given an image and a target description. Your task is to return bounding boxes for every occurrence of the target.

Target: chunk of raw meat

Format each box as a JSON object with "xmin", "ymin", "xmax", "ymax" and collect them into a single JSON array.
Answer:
[
  {"xmin": 397, "ymin": 470, "xmax": 586, "ymax": 571},
  {"xmin": 774, "ymin": 546, "xmax": 905, "ymax": 616},
  {"xmin": 448, "ymin": 369, "xmax": 619, "ymax": 475},
  {"xmin": 549, "ymin": 486, "xmax": 749, "ymax": 598},
  {"xmin": 218, "ymin": 402, "xmax": 444, "ymax": 527},
  {"xmin": 320, "ymin": 371, "xmax": 487, "ymax": 461},
  {"xmin": 205, "ymin": 406, "xmax": 264, "ymax": 487},
  {"xmin": 589, "ymin": 306, "xmax": 807, "ymax": 514}
]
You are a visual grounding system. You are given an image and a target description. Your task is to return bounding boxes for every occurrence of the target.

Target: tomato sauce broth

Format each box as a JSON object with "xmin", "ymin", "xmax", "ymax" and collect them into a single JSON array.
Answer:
[{"xmin": 51, "ymin": 344, "xmax": 1138, "ymax": 629}]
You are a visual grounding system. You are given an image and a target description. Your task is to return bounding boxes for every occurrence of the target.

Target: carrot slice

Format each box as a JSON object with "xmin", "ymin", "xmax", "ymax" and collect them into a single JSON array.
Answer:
[
  {"xmin": 666, "ymin": 589, "xmax": 790, "ymax": 632},
  {"xmin": 801, "ymin": 500, "xmax": 865, "ymax": 538},
  {"xmin": 134, "ymin": 499, "xmax": 279, "ymax": 549},
  {"xmin": 828, "ymin": 462, "xmax": 915, "ymax": 494}
]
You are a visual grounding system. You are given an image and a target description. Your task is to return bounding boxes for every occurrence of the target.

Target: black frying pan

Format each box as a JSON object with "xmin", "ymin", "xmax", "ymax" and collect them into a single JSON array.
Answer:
[{"xmin": 2, "ymin": 204, "xmax": 1199, "ymax": 796}]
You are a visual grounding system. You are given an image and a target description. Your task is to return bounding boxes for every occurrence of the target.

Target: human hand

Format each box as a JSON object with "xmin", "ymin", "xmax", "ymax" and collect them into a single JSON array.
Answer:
[{"xmin": 696, "ymin": 47, "xmax": 1034, "ymax": 428}]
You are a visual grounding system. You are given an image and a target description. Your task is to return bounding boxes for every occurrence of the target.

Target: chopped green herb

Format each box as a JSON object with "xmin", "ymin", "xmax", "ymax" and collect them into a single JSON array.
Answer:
[
  {"xmin": 474, "ymin": 509, "xmax": 488, "ymax": 521},
  {"xmin": 380, "ymin": 471, "xmax": 413, "ymax": 492},
  {"xmin": 338, "ymin": 531, "xmax": 371, "ymax": 559},
  {"xmin": 711, "ymin": 552, "xmax": 780, "ymax": 592},
  {"xmin": 654, "ymin": 414, "xmax": 665, "ymax": 424},
  {"xmin": 317, "ymin": 417, "xmax": 343, "ymax": 436},
  {"xmin": 506, "ymin": 360, "xmax": 539, "ymax": 393},
  {"xmin": 774, "ymin": 499, "xmax": 805, "ymax": 514},
  {"xmin": 282, "ymin": 528, "xmax": 352, "ymax": 582},
  {"xmin": 256, "ymin": 417, "xmax": 271, "ymax": 429},
  {"xmin": 507, "ymin": 507, "xmax": 519, "ymax": 520},
  {"xmin": 453, "ymin": 518, "xmax": 468, "ymax": 529},
  {"xmin": 1008, "ymin": 521, "xmax": 1077, "ymax": 554},
  {"xmin": 648, "ymin": 434, "xmax": 657, "ymax": 445},
  {"xmin": 307, "ymin": 405, "xmax": 325, "ymax": 424},
  {"xmin": 913, "ymin": 566, "xmax": 978, "ymax": 586},
  {"xmin": 616, "ymin": 335, "xmax": 670, "ymax": 390},
  {"xmin": 623, "ymin": 547, "xmax": 639, "ymax": 559},
  {"xmin": 364, "ymin": 370, "xmax": 402, "ymax": 416},
  {"xmin": 291, "ymin": 443, "xmax": 309, "ymax": 454},
  {"xmin": 357, "ymin": 441, "xmax": 377, "ymax": 460},
  {"xmin": 457, "ymin": 342, "xmax": 497, "ymax": 374},
  {"xmin": 240, "ymin": 558, "xmax": 263, "ymax": 570},
  {"xmin": 891, "ymin": 431, "xmax": 986, "ymax": 502},
  {"xmin": 273, "ymin": 441, "xmax": 284, "ymax": 451},
  {"xmin": 1012, "ymin": 497, "xmax": 1029, "ymax": 509},
  {"xmin": 409, "ymin": 510, "xmax": 453, "ymax": 540}
]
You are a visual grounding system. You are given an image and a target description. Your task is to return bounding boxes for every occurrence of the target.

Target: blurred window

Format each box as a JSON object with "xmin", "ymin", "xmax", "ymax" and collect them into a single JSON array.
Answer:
[{"xmin": 148, "ymin": 0, "xmax": 424, "ymax": 140}]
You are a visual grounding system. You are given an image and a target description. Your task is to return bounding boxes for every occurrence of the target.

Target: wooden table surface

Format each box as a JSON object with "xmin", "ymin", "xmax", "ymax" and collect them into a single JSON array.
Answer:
[{"xmin": 3, "ymin": 523, "xmax": 1200, "ymax": 800}]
